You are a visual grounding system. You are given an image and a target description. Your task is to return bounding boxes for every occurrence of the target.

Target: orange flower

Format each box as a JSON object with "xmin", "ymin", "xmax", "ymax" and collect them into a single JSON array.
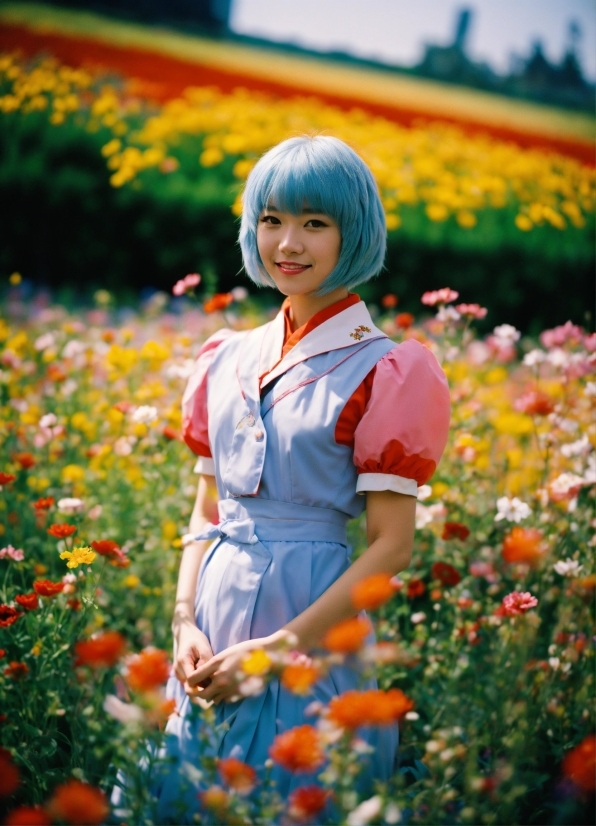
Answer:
[
  {"xmin": 381, "ymin": 293, "xmax": 398, "ymax": 308},
  {"xmin": 351, "ymin": 572, "xmax": 397, "ymax": 611},
  {"xmin": 12, "ymin": 452, "xmax": 35, "ymax": 469},
  {"xmin": 328, "ymin": 688, "xmax": 414, "ymax": 729},
  {"xmin": 281, "ymin": 663, "xmax": 320, "ymax": 695},
  {"xmin": 562, "ymin": 735, "xmax": 596, "ymax": 792},
  {"xmin": 203, "ymin": 293, "xmax": 234, "ymax": 313},
  {"xmin": 14, "ymin": 593, "xmax": 39, "ymax": 611},
  {"xmin": 514, "ymin": 391, "xmax": 555, "ymax": 416},
  {"xmin": 47, "ymin": 523, "xmax": 77, "ymax": 539},
  {"xmin": 90, "ymin": 540, "xmax": 129, "ymax": 567},
  {"xmin": 46, "ymin": 780, "xmax": 109, "ymax": 825},
  {"xmin": 33, "ymin": 497, "xmax": 55, "ymax": 510},
  {"xmin": 125, "ymin": 647, "xmax": 170, "ymax": 692},
  {"xmin": 288, "ymin": 785, "xmax": 329, "ymax": 821},
  {"xmin": 33, "ymin": 579, "xmax": 65, "ymax": 597},
  {"xmin": 5, "ymin": 806, "xmax": 51, "ymax": 825},
  {"xmin": 0, "ymin": 747, "xmax": 20, "ymax": 796},
  {"xmin": 269, "ymin": 725, "xmax": 325, "ymax": 773},
  {"xmin": 218, "ymin": 757, "xmax": 257, "ymax": 794},
  {"xmin": 502, "ymin": 527, "xmax": 546, "ymax": 567},
  {"xmin": 75, "ymin": 632, "xmax": 126, "ymax": 668},
  {"xmin": 0, "ymin": 472, "xmax": 17, "ymax": 485},
  {"xmin": 200, "ymin": 786, "xmax": 229, "ymax": 812},
  {"xmin": 395, "ymin": 312, "xmax": 415, "ymax": 329},
  {"xmin": 46, "ymin": 364, "xmax": 67, "ymax": 383},
  {"xmin": 162, "ymin": 425, "xmax": 180, "ymax": 440},
  {"xmin": 4, "ymin": 662, "xmax": 29, "ymax": 680},
  {"xmin": 322, "ymin": 616, "xmax": 371, "ymax": 654}
]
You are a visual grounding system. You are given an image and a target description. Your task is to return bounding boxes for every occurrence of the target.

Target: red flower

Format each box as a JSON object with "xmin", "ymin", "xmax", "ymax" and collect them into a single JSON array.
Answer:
[
  {"xmin": 4, "ymin": 661, "xmax": 29, "ymax": 680},
  {"xmin": 514, "ymin": 391, "xmax": 554, "ymax": 417},
  {"xmin": 395, "ymin": 312, "xmax": 415, "ymax": 329},
  {"xmin": 288, "ymin": 786, "xmax": 329, "ymax": 821},
  {"xmin": 33, "ymin": 579, "xmax": 65, "ymax": 597},
  {"xmin": 269, "ymin": 725, "xmax": 325, "ymax": 773},
  {"xmin": 442, "ymin": 522, "xmax": 470, "ymax": 541},
  {"xmin": 47, "ymin": 523, "xmax": 77, "ymax": 538},
  {"xmin": 562, "ymin": 735, "xmax": 596, "ymax": 792},
  {"xmin": 431, "ymin": 562, "xmax": 462, "ymax": 587},
  {"xmin": 498, "ymin": 591, "xmax": 538, "ymax": 617},
  {"xmin": 33, "ymin": 497, "xmax": 55, "ymax": 510},
  {"xmin": 75, "ymin": 632, "xmax": 126, "ymax": 668},
  {"xmin": 381, "ymin": 293, "xmax": 398, "ymax": 308},
  {"xmin": 322, "ymin": 616, "xmax": 372, "ymax": 654},
  {"xmin": 5, "ymin": 806, "xmax": 51, "ymax": 825},
  {"xmin": 351, "ymin": 572, "xmax": 398, "ymax": 611},
  {"xmin": 90, "ymin": 539, "xmax": 129, "ymax": 567},
  {"xmin": 0, "ymin": 472, "xmax": 17, "ymax": 485},
  {"xmin": 407, "ymin": 578, "xmax": 426, "ymax": 599},
  {"xmin": 12, "ymin": 453, "xmax": 35, "ymax": 469},
  {"xmin": 217, "ymin": 758, "xmax": 257, "ymax": 794},
  {"xmin": 0, "ymin": 748, "xmax": 20, "ymax": 796},
  {"xmin": 46, "ymin": 779, "xmax": 109, "ymax": 825},
  {"xmin": 162, "ymin": 425, "xmax": 180, "ymax": 440},
  {"xmin": 125, "ymin": 648, "xmax": 170, "ymax": 692},
  {"xmin": 67, "ymin": 598, "xmax": 82, "ymax": 611},
  {"xmin": 0, "ymin": 649, "xmax": 6, "ymax": 658},
  {"xmin": 328, "ymin": 688, "xmax": 414, "ymax": 728},
  {"xmin": 502, "ymin": 527, "xmax": 545, "ymax": 567},
  {"xmin": 14, "ymin": 593, "xmax": 39, "ymax": 611},
  {"xmin": 46, "ymin": 364, "xmax": 67, "ymax": 382},
  {"xmin": 203, "ymin": 293, "xmax": 234, "ymax": 314},
  {"xmin": 0, "ymin": 605, "xmax": 22, "ymax": 627}
]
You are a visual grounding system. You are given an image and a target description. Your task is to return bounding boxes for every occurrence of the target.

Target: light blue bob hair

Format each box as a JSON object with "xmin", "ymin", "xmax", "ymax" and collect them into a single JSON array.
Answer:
[{"xmin": 239, "ymin": 135, "xmax": 386, "ymax": 294}]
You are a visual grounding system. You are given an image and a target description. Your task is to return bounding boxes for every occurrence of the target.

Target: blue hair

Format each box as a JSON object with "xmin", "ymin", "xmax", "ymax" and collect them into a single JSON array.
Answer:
[{"xmin": 239, "ymin": 136, "xmax": 386, "ymax": 294}]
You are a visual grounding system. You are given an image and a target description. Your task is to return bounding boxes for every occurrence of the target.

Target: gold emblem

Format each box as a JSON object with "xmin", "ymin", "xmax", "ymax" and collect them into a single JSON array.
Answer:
[{"xmin": 349, "ymin": 325, "xmax": 372, "ymax": 341}]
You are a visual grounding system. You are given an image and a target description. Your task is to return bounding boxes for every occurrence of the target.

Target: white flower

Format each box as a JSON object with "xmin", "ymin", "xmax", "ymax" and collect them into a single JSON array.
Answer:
[
  {"xmin": 584, "ymin": 381, "xmax": 596, "ymax": 397},
  {"xmin": 114, "ymin": 436, "xmax": 136, "ymax": 456},
  {"xmin": 231, "ymin": 286, "xmax": 248, "ymax": 302},
  {"xmin": 523, "ymin": 349, "xmax": 546, "ymax": 366},
  {"xmin": 385, "ymin": 802, "xmax": 402, "ymax": 824},
  {"xmin": 62, "ymin": 340, "xmax": 86, "ymax": 359},
  {"xmin": 34, "ymin": 332, "xmax": 55, "ymax": 351},
  {"xmin": 103, "ymin": 695, "xmax": 144, "ymax": 724},
  {"xmin": 415, "ymin": 502, "xmax": 446, "ymax": 530},
  {"xmin": 346, "ymin": 795, "xmax": 382, "ymax": 826},
  {"xmin": 584, "ymin": 454, "xmax": 596, "ymax": 484},
  {"xmin": 57, "ymin": 497, "xmax": 85, "ymax": 515},
  {"xmin": 436, "ymin": 306, "xmax": 460, "ymax": 323},
  {"xmin": 560, "ymin": 436, "xmax": 591, "ymax": 458},
  {"xmin": 60, "ymin": 379, "xmax": 78, "ymax": 396},
  {"xmin": 553, "ymin": 559, "xmax": 583, "ymax": 577},
  {"xmin": 547, "ymin": 348, "xmax": 569, "ymax": 368},
  {"xmin": 411, "ymin": 612, "xmax": 427, "ymax": 624},
  {"xmin": 39, "ymin": 413, "xmax": 57, "ymax": 428},
  {"xmin": 405, "ymin": 711, "xmax": 419, "ymax": 721},
  {"xmin": 238, "ymin": 676, "xmax": 265, "ymax": 697},
  {"xmin": 164, "ymin": 360, "xmax": 195, "ymax": 380},
  {"xmin": 88, "ymin": 505, "xmax": 103, "ymax": 520},
  {"xmin": 549, "ymin": 473, "xmax": 585, "ymax": 496},
  {"xmin": 548, "ymin": 657, "xmax": 560, "ymax": 670},
  {"xmin": 493, "ymin": 324, "xmax": 520, "ymax": 343},
  {"xmin": 417, "ymin": 484, "xmax": 432, "ymax": 501},
  {"xmin": 494, "ymin": 496, "xmax": 531, "ymax": 523},
  {"xmin": 131, "ymin": 405, "xmax": 158, "ymax": 424}
]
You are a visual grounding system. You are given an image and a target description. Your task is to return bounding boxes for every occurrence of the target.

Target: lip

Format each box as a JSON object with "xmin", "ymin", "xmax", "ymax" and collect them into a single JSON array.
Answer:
[{"xmin": 275, "ymin": 261, "xmax": 311, "ymax": 275}]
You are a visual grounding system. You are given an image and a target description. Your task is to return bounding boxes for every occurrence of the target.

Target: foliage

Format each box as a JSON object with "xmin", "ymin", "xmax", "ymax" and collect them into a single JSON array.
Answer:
[{"xmin": 0, "ymin": 280, "xmax": 594, "ymax": 824}]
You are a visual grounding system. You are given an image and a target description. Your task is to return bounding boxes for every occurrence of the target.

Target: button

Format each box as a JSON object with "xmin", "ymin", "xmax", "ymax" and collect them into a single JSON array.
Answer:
[{"xmin": 254, "ymin": 429, "xmax": 264, "ymax": 441}]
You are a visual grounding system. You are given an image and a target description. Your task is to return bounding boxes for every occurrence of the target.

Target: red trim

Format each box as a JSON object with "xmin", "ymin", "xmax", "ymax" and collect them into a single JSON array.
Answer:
[{"xmin": 0, "ymin": 23, "xmax": 593, "ymax": 165}]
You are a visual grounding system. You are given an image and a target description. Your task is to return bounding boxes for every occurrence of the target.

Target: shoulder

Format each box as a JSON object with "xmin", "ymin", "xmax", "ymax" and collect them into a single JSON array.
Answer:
[{"xmin": 374, "ymin": 338, "xmax": 449, "ymax": 392}]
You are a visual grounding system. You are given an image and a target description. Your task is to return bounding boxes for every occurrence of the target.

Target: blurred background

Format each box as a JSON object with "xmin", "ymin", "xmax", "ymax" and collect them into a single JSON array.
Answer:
[{"xmin": 0, "ymin": 0, "xmax": 594, "ymax": 332}]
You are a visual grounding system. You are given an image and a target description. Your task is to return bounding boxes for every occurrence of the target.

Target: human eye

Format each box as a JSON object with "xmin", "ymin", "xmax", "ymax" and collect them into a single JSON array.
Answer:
[
  {"xmin": 305, "ymin": 217, "xmax": 328, "ymax": 228},
  {"xmin": 259, "ymin": 214, "xmax": 281, "ymax": 225}
]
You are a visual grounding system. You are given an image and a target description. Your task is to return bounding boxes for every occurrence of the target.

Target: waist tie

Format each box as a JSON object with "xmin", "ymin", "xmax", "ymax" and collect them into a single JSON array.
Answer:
[{"xmin": 184, "ymin": 498, "xmax": 349, "ymax": 546}]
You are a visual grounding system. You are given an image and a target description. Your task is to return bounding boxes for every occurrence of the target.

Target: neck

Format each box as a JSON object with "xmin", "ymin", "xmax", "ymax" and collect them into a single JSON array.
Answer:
[{"xmin": 287, "ymin": 287, "xmax": 349, "ymax": 330}]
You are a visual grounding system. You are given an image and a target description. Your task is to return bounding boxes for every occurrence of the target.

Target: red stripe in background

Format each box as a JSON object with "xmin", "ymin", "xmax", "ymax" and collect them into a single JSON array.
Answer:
[{"xmin": 0, "ymin": 23, "xmax": 593, "ymax": 165}]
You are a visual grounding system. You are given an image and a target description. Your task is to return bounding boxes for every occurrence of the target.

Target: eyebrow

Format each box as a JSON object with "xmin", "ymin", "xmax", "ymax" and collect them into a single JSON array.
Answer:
[{"xmin": 263, "ymin": 206, "xmax": 325, "ymax": 215}]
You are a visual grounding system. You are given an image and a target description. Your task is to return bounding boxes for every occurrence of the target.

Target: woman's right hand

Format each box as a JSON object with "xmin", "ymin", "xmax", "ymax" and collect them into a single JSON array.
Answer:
[{"xmin": 173, "ymin": 619, "xmax": 214, "ymax": 690}]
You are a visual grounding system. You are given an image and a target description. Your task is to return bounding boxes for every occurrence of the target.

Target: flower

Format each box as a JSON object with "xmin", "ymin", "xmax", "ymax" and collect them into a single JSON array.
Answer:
[
  {"xmin": 436, "ymin": 305, "xmax": 461, "ymax": 323},
  {"xmin": 103, "ymin": 695, "xmax": 144, "ymax": 724},
  {"xmin": 421, "ymin": 288, "xmax": 459, "ymax": 306},
  {"xmin": 33, "ymin": 579, "xmax": 65, "ymax": 597},
  {"xmin": 4, "ymin": 661, "xmax": 29, "ymax": 680},
  {"xmin": 12, "ymin": 453, "xmax": 35, "ymax": 469},
  {"xmin": 431, "ymin": 562, "xmax": 461, "ymax": 587},
  {"xmin": 4, "ymin": 806, "xmax": 51, "ymax": 825},
  {"xmin": 200, "ymin": 786, "xmax": 229, "ymax": 812},
  {"xmin": 442, "ymin": 522, "xmax": 470, "ymax": 540},
  {"xmin": 562, "ymin": 735, "xmax": 596, "ymax": 792},
  {"xmin": 514, "ymin": 391, "xmax": 554, "ymax": 416},
  {"xmin": 288, "ymin": 786, "xmax": 329, "ymax": 821},
  {"xmin": 493, "ymin": 324, "xmax": 521, "ymax": 343},
  {"xmin": 33, "ymin": 497, "xmax": 55, "ymax": 510},
  {"xmin": 125, "ymin": 647, "xmax": 170, "ymax": 692},
  {"xmin": 281, "ymin": 662, "xmax": 320, "ymax": 695},
  {"xmin": 351, "ymin": 572, "xmax": 398, "ymax": 611},
  {"xmin": 322, "ymin": 616, "xmax": 371, "ymax": 653},
  {"xmin": 395, "ymin": 312, "xmax": 414, "ymax": 329},
  {"xmin": 328, "ymin": 689, "xmax": 414, "ymax": 728},
  {"xmin": 0, "ymin": 472, "xmax": 17, "ymax": 486},
  {"xmin": 241, "ymin": 649, "xmax": 272, "ymax": 676},
  {"xmin": 172, "ymin": 272, "xmax": 201, "ymax": 296},
  {"xmin": 548, "ymin": 473, "xmax": 586, "ymax": 501},
  {"xmin": 0, "ymin": 605, "xmax": 22, "ymax": 627},
  {"xmin": 269, "ymin": 725, "xmax": 325, "ymax": 772},
  {"xmin": 502, "ymin": 527, "xmax": 546, "ymax": 566},
  {"xmin": 411, "ymin": 611, "xmax": 427, "ymax": 624},
  {"xmin": 47, "ymin": 523, "xmax": 77, "ymax": 538},
  {"xmin": 407, "ymin": 578, "xmax": 426, "ymax": 599},
  {"xmin": 14, "ymin": 593, "xmax": 38, "ymax": 611},
  {"xmin": 60, "ymin": 546, "xmax": 96, "ymax": 569},
  {"xmin": 90, "ymin": 539, "xmax": 129, "ymax": 567},
  {"xmin": 75, "ymin": 632, "xmax": 126, "ymax": 668},
  {"xmin": 553, "ymin": 559, "xmax": 583, "ymax": 577},
  {"xmin": 203, "ymin": 293, "xmax": 234, "ymax": 313},
  {"xmin": 455, "ymin": 303, "xmax": 487, "ymax": 319},
  {"xmin": 0, "ymin": 545, "xmax": 25, "ymax": 561},
  {"xmin": 346, "ymin": 795, "xmax": 383, "ymax": 826},
  {"xmin": 499, "ymin": 591, "xmax": 538, "ymax": 616},
  {"xmin": 57, "ymin": 497, "xmax": 85, "ymax": 514},
  {"xmin": 0, "ymin": 748, "xmax": 20, "ymax": 796},
  {"xmin": 217, "ymin": 757, "xmax": 257, "ymax": 794},
  {"xmin": 131, "ymin": 405, "xmax": 158, "ymax": 424},
  {"xmin": 495, "ymin": 496, "xmax": 531, "ymax": 523},
  {"xmin": 46, "ymin": 779, "xmax": 109, "ymax": 825}
]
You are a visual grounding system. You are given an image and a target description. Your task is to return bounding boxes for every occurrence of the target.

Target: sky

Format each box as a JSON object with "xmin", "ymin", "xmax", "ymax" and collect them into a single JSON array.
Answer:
[{"xmin": 230, "ymin": 0, "xmax": 596, "ymax": 82}]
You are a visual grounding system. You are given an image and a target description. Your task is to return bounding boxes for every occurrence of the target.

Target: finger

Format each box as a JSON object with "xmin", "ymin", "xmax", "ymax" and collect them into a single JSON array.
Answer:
[
  {"xmin": 187, "ymin": 658, "xmax": 220, "ymax": 688},
  {"xmin": 177, "ymin": 651, "xmax": 199, "ymax": 683}
]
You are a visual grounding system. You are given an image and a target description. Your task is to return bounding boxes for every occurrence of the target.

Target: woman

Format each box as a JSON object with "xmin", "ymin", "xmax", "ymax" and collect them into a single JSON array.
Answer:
[{"xmin": 160, "ymin": 135, "xmax": 450, "ymax": 816}]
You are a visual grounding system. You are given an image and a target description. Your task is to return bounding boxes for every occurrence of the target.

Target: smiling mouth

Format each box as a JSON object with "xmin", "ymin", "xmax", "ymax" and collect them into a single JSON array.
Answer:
[{"xmin": 275, "ymin": 262, "xmax": 311, "ymax": 274}]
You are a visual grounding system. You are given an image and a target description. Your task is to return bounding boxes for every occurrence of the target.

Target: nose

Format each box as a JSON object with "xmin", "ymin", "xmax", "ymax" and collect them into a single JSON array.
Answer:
[{"xmin": 278, "ymin": 225, "xmax": 304, "ymax": 255}]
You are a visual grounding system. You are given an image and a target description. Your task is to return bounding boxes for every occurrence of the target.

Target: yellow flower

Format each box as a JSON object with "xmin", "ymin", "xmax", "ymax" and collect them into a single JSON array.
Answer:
[
  {"xmin": 60, "ymin": 546, "xmax": 97, "ymax": 569},
  {"xmin": 515, "ymin": 214, "xmax": 533, "ymax": 231},
  {"xmin": 9, "ymin": 272, "xmax": 21, "ymax": 285},
  {"xmin": 426, "ymin": 203, "xmax": 449, "ymax": 222},
  {"xmin": 241, "ymin": 649, "xmax": 272, "ymax": 676},
  {"xmin": 385, "ymin": 213, "xmax": 401, "ymax": 230},
  {"xmin": 124, "ymin": 574, "xmax": 140, "ymax": 588},
  {"xmin": 61, "ymin": 464, "xmax": 86, "ymax": 483},
  {"xmin": 31, "ymin": 643, "xmax": 42, "ymax": 657}
]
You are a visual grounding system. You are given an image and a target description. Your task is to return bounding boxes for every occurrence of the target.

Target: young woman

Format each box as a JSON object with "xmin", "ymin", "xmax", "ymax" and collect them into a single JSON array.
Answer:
[{"xmin": 159, "ymin": 135, "xmax": 450, "ymax": 815}]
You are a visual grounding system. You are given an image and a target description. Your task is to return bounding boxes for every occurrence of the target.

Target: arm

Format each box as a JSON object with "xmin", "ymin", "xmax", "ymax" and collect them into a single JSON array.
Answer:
[
  {"xmin": 187, "ymin": 489, "xmax": 415, "ymax": 701},
  {"xmin": 172, "ymin": 473, "xmax": 218, "ymax": 688}
]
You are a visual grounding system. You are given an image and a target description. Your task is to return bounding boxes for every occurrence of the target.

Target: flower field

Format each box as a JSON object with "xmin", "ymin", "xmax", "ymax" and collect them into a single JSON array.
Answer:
[{"xmin": 0, "ymin": 279, "xmax": 594, "ymax": 825}]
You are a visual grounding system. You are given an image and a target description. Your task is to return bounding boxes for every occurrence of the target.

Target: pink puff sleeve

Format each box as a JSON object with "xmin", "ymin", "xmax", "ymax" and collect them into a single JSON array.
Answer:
[
  {"xmin": 181, "ymin": 329, "xmax": 236, "ymax": 475},
  {"xmin": 353, "ymin": 339, "xmax": 450, "ymax": 496}
]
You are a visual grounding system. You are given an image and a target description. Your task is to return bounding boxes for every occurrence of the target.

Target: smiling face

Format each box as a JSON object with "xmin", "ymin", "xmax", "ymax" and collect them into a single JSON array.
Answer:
[{"xmin": 256, "ymin": 207, "xmax": 342, "ymax": 297}]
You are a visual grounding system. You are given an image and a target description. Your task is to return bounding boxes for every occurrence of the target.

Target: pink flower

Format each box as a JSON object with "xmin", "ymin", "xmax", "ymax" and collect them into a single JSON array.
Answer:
[
  {"xmin": 584, "ymin": 332, "xmax": 596, "ymax": 353},
  {"xmin": 499, "ymin": 591, "xmax": 538, "ymax": 616},
  {"xmin": 539, "ymin": 321, "xmax": 583, "ymax": 349},
  {"xmin": 172, "ymin": 273, "xmax": 201, "ymax": 296},
  {"xmin": 421, "ymin": 288, "xmax": 459, "ymax": 306},
  {"xmin": 455, "ymin": 303, "xmax": 487, "ymax": 319},
  {"xmin": 0, "ymin": 545, "xmax": 25, "ymax": 561}
]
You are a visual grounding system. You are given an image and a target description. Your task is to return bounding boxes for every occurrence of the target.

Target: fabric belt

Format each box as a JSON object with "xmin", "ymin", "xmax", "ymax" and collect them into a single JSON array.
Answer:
[{"xmin": 187, "ymin": 498, "xmax": 349, "ymax": 546}]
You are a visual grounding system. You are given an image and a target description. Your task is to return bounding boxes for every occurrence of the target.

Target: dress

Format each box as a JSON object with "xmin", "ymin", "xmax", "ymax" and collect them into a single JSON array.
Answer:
[{"xmin": 155, "ymin": 298, "xmax": 450, "ymax": 820}]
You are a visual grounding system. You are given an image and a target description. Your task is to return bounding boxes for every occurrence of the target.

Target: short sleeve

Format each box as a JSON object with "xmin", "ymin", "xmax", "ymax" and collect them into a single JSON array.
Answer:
[
  {"xmin": 181, "ymin": 329, "xmax": 235, "ymax": 468},
  {"xmin": 353, "ymin": 340, "xmax": 450, "ymax": 496}
]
